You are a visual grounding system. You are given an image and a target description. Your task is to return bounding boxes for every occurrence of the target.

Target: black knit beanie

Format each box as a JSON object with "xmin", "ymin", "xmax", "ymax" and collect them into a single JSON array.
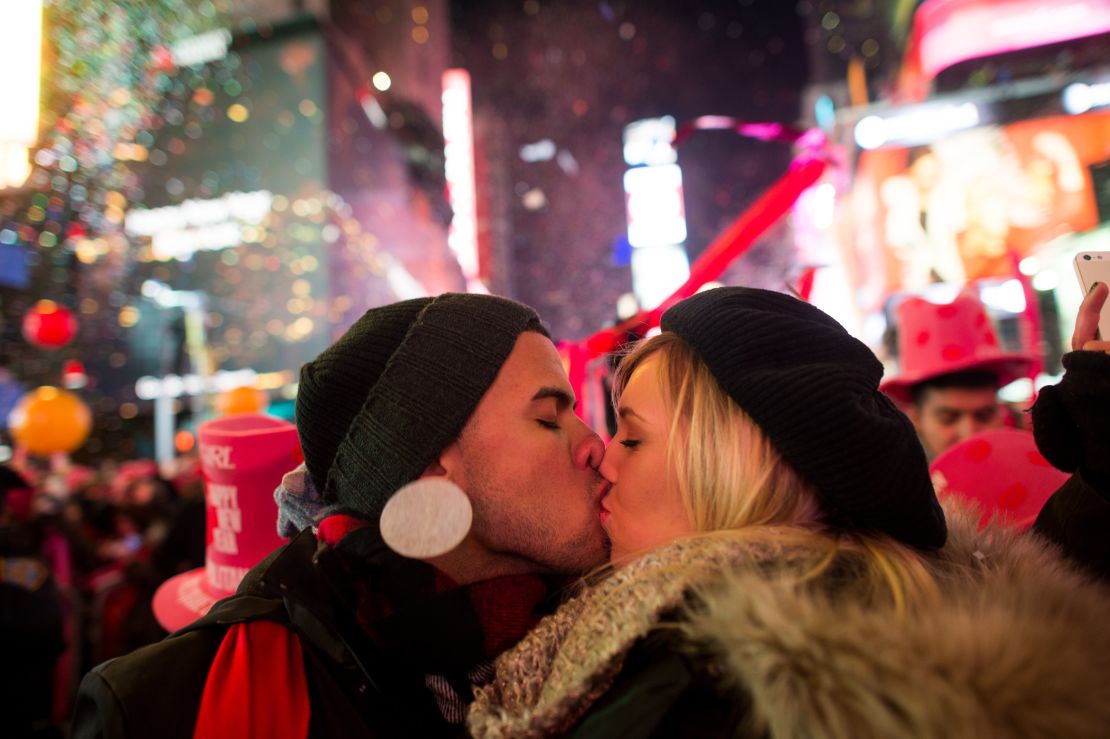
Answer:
[
  {"xmin": 661, "ymin": 287, "xmax": 947, "ymax": 550},
  {"xmin": 296, "ymin": 293, "xmax": 546, "ymax": 519}
]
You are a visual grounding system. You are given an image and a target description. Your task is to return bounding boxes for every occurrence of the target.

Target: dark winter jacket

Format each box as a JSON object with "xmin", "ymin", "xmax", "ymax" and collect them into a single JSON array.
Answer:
[
  {"xmin": 72, "ymin": 528, "xmax": 460, "ymax": 739},
  {"xmin": 1, "ymin": 549, "xmax": 65, "ymax": 737},
  {"xmin": 1032, "ymin": 350, "xmax": 1110, "ymax": 580}
]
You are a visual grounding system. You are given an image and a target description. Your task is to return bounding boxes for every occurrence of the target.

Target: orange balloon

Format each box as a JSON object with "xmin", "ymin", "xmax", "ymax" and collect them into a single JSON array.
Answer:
[
  {"xmin": 7, "ymin": 386, "xmax": 93, "ymax": 455},
  {"xmin": 174, "ymin": 429, "xmax": 196, "ymax": 453},
  {"xmin": 215, "ymin": 386, "xmax": 268, "ymax": 416}
]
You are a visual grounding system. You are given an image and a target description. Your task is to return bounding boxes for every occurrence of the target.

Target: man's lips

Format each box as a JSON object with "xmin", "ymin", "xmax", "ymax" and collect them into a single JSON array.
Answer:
[{"xmin": 596, "ymin": 480, "xmax": 611, "ymax": 506}]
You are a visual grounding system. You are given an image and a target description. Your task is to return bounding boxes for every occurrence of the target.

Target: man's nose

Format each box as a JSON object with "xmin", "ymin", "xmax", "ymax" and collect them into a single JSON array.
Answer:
[
  {"xmin": 571, "ymin": 419, "xmax": 606, "ymax": 471},
  {"xmin": 956, "ymin": 414, "xmax": 979, "ymax": 441}
]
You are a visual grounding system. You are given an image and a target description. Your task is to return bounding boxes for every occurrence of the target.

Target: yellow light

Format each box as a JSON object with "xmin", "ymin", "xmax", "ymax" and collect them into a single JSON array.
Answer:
[
  {"xmin": 1, "ymin": 144, "xmax": 31, "ymax": 189},
  {"xmin": 372, "ymin": 71, "xmax": 392, "ymax": 92},
  {"xmin": 75, "ymin": 240, "xmax": 99, "ymax": 264},
  {"xmin": 255, "ymin": 371, "xmax": 290, "ymax": 390},
  {"xmin": 227, "ymin": 104, "xmax": 250, "ymax": 122},
  {"xmin": 109, "ymin": 88, "xmax": 132, "ymax": 107},
  {"xmin": 0, "ymin": 0, "xmax": 42, "ymax": 189},
  {"xmin": 118, "ymin": 306, "xmax": 141, "ymax": 328}
]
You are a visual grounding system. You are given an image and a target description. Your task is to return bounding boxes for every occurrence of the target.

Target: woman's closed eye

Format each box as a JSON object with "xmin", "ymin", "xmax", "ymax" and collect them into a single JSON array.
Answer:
[{"xmin": 619, "ymin": 438, "xmax": 641, "ymax": 449}]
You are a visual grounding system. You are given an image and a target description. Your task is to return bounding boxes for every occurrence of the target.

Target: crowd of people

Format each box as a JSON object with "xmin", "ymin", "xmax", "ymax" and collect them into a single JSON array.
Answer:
[
  {"xmin": 1, "ymin": 453, "xmax": 206, "ymax": 737},
  {"xmin": 3, "ymin": 283, "xmax": 1108, "ymax": 738}
]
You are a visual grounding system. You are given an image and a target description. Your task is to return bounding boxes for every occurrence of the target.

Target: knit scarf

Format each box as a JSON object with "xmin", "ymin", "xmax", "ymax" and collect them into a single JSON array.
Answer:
[
  {"xmin": 468, "ymin": 535, "xmax": 788, "ymax": 738},
  {"xmin": 192, "ymin": 514, "xmax": 552, "ymax": 739}
]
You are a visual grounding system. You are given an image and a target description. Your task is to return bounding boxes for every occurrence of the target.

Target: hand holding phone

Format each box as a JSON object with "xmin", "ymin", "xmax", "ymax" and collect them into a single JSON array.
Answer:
[{"xmin": 1073, "ymin": 252, "xmax": 1110, "ymax": 346}]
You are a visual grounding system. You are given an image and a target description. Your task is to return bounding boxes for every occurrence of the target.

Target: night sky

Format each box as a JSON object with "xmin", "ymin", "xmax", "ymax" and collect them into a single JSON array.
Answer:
[
  {"xmin": 0, "ymin": 0, "xmax": 856, "ymax": 458},
  {"xmin": 450, "ymin": 0, "xmax": 810, "ymax": 338}
]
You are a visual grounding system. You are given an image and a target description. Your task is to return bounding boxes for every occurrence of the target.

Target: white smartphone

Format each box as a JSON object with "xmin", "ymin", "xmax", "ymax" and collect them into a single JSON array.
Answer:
[{"xmin": 1073, "ymin": 251, "xmax": 1110, "ymax": 340}]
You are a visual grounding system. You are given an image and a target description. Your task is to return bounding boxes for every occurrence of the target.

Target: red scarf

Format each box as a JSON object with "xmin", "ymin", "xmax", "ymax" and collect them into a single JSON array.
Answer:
[
  {"xmin": 192, "ymin": 620, "xmax": 310, "ymax": 739},
  {"xmin": 190, "ymin": 520, "xmax": 366, "ymax": 739}
]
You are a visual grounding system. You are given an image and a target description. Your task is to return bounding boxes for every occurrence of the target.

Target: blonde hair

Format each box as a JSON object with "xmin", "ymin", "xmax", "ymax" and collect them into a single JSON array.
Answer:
[{"xmin": 611, "ymin": 333, "xmax": 938, "ymax": 614}]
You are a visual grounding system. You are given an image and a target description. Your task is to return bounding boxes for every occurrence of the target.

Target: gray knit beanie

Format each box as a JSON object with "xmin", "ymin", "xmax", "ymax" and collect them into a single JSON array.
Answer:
[
  {"xmin": 661, "ymin": 287, "xmax": 947, "ymax": 551},
  {"xmin": 295, "ymin": 293, "xmax": 546, "ymax": 519}
]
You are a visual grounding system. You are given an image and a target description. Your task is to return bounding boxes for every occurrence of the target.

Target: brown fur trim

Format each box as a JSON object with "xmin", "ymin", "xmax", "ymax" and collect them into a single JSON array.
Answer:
[{"xmin": 689, "ymin": 505, "xmax": 1110, "ymax": 738}]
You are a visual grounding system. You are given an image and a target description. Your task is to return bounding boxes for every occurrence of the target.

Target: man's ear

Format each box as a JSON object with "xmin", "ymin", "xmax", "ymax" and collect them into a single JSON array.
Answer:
[
  {"xmin": 420, "ymin": 460, "xmax": 448, "ymax": 477},
  {"xmin": 421, "ymin": 440, "xmax": 460, "ymax": 479}
]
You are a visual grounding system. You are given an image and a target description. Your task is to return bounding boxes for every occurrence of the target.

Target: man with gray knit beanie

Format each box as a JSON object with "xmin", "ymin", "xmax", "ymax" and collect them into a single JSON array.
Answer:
[{"xmin": 74, "ymin": 293, "xmax": 610, "ymax": 739}]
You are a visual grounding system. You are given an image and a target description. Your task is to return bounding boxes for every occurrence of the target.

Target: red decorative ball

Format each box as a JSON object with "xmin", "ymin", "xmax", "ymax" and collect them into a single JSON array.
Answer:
[{"xmin": 22, "ymin": 300, "xmax": 78, "ymax": 349}]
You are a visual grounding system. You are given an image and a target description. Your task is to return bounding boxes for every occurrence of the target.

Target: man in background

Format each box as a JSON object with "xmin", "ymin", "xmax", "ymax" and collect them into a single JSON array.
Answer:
[{"xmin": 881, "ymin": 293, "xmax": 1033, "ymax": 459}]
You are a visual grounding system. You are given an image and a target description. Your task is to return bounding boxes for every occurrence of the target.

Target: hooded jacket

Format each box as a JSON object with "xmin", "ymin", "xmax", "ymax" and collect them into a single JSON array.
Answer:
[{"xmin": 468, "ymin": 505, "xmax": 1110, "ymax": 738}]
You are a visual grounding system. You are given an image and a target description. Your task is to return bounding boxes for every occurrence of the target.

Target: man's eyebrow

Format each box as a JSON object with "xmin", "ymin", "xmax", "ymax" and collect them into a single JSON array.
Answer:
[{"xmin": 532, "ymin": 386, "xmax": 577, "ymax": 410}]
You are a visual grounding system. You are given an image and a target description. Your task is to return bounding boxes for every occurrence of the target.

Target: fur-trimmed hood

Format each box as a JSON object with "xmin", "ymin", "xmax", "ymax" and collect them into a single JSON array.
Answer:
[{"xmin": 468, "ymin": 506, "xmax": 1110, "ymax": 738}]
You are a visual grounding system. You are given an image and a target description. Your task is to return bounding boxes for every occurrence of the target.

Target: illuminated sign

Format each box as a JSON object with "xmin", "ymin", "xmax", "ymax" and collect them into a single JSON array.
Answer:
[
  {"xmin": 124, "ymin": 190, "xmax": 273, "ymax": 261},
  {"xmin": 630, "ymin": 244, "xmax": 690, "ymax": 311},
  {"xmin": 1062, "ymin": 81, "xmax": 1110, "ymax": 115},
  {"xmin": 915, "ymin": 0, "xmax": 1110, "ymax": 82},
  {"xmin": 622, "ymin": 116, "xmax": 677, "ymax": 167},
  {"xmin": 135, "ymin": 369, "xmax": 258, "ymax": 400},
  {"xmin": 171, "ymin": 29, "xmax": 231, "ymax": 68},
  {"xmin": 854, "ymin": 102, "xmax": 980, "ymax": 150},
  {"xmin": 442, "ymin": 69, "xmax": 484, "ymax": 292},
  {"xmin": 623, "ymin": 164, "xmax": 688, "ymax": 248},
  {"xmin": 0, "ymin": 0, "xmax": 42, "ymax": 189},
  {"xmin": 622, "ymin": 117, "xmax": 690, "ymax": 309}
]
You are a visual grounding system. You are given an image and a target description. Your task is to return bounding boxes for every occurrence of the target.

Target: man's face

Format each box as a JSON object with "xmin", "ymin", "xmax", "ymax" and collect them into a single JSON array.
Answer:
[
  {"xmin": 908, "ymin": 385, "xmax": 1002, "ymax": 459},
  {"xmin": 440, "ymin": 332, "xmax": 609, "ymax": 576}
]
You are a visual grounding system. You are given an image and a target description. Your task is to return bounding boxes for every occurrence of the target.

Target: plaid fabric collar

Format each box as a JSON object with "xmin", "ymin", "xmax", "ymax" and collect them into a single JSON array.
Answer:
[{"xmin": 317, "ymin": 514, "xmax": 557, "ymax": 677}]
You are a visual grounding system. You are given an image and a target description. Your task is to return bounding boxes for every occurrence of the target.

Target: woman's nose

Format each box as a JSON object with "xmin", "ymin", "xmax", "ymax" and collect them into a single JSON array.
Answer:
[{"xmin": 598, "ymin": 442, "xmax": 618, "ymax": 483}]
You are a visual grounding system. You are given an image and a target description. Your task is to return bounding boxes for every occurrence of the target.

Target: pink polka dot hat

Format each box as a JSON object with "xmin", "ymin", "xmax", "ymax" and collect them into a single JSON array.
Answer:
[{"xmin": 881, "ymin": 293, "xmax": 1034, "ymax": 404}]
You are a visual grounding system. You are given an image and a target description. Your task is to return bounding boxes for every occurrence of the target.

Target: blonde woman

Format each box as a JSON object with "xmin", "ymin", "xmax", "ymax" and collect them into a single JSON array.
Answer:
[{"xmin": 469, "ymin": 287, "xmax": 1110, "ymax": 739}]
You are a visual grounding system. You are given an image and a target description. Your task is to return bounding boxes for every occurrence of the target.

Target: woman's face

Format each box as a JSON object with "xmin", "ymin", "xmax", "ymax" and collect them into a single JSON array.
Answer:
[{"xmin": 599, "ymin": 354, "xmax": 692, "ymax": 563}]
